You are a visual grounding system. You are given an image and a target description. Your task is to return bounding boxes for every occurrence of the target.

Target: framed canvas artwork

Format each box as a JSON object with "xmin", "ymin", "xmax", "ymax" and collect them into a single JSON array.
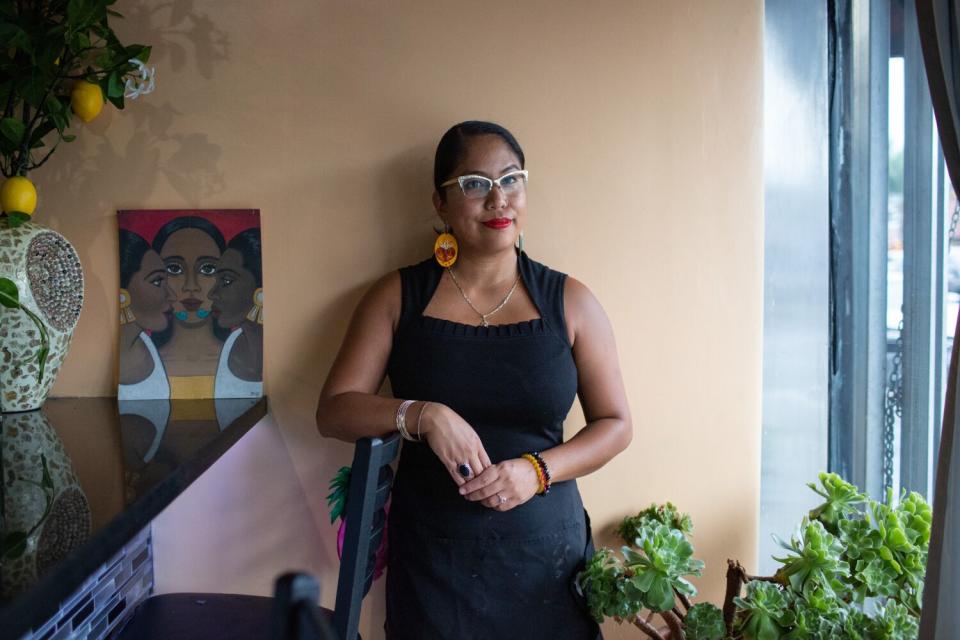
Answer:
[{"xmin": 117, "ymin": 209, "xmax": 262, "ymax": 400}]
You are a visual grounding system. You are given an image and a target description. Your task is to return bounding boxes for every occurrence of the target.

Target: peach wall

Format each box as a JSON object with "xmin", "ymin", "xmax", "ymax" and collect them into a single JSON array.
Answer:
[{"xmin": 41, "ymin": 1, "xmax": 763, "ymax": 637}]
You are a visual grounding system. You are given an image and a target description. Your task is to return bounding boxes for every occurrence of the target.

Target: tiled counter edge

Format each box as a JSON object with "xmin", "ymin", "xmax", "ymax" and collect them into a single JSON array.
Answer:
[{"xmin": 18, "ymin": 526, "xmax": 152, "ymax": 640}]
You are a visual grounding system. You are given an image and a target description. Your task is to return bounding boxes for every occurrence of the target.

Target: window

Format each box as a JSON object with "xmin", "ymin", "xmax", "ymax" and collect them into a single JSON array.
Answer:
[{"xmin": 830, "ymin": 0, "xmax": 954, "ymax": 502}]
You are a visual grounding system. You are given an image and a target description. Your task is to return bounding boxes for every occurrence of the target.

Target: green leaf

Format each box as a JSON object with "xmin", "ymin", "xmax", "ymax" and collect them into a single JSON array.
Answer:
[
  {"xmin": 0, "ymin": 22, "xmax": 20, "ymax": 43},
  {"xmin": 125, "ymin": 44, "xmax": 150, "ymax": 63},
  {"xmin": 327, "ymin": 466, "xmax": 351, "ymax": 524},
  {"xmin": 808, "ymin": 472, "xmax": 865, "ymax": 535},
  {"xmin": 62, "ymin": 134, "xmax": 76, "ymax": 142},
  {"xmin": 646, "ymin": 575, "xmax": 675, "ymax": 612},
  {"xmin": 733, "ymin": 581, "xmax": 790, "ymax": 640},
  {"xmin": 0, "ymin": 277, "xmax": 20, "ymax": 308},
  {"xmin": 107, "ymin": 70, "xmax": 124, "ymax": 98},
  {"xmin": 772, "ymin": 519, "xmax": 849, "ymax": 599},
  {"xmin": 684, "ymin": 603, "xmax": 725, "ymax": 640},
  {"xmin": 6, "ymin": 27, "xmax": 31, "ymax": 55},
  {"xmin": 6, "ymin": 212, "xmax": 30, "ymax": 228},
  {"xmin": 23, "ymin": 75, "xmax": 50, "ymax": 108},
  {"xmin": 35, "ymin": 40, "xmax": 62, "ymax": 72},
  {"xmin": 869, "ymin": 600, "xmax": 919, "ymax": 639},
  {"xmin": 29, "ymin": 120, "xmax": 57, "ymax": 149},
  {"xmin": 40, "ymin": 454, "xmax": 53, "ymax": 491},
  {"xmin": 0, "ymin": 133, "xmax": 16, "ymax": 155},
  {"xmin": 0, "ymin": 117, "xmax": 25, "ymax": 146},
  {"xmin": 95, "ymin": 49, "xmax": 113, "ymax": 68},
  {"xmin": 1, "ymin": 531, "xmax": 28, "ymax": 560},
  {"xmin": 633, "ymin": 568, "xmax": 655, "ymax": 591},
  {"xmin": 67, "ymin": 0, "xmax": 102, "ymax": 29},
  {"xmin": 45, "ymin": 94, "xmax": 68, "ymax": 123},
  {"xmin": 18, "ymin": 304, "xmax": 50, "ymax": 384},
  {"xmin": 37, "ymin": 345, "xmax": 48, "ymax": 382},
  {"xmin": 617, "ymin": 502, "xmax": 694, "ymax": 543}
]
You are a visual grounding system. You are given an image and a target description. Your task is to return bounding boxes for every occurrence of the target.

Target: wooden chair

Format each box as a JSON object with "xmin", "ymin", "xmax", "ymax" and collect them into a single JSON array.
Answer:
[{"xmin": 116, "ymin": 433, "xmax": 401, "ymax": 640}]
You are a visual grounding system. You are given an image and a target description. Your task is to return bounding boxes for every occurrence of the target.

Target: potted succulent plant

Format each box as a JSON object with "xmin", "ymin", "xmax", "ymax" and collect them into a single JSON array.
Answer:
[
  {"xmin": 0, "ymin": 0, "xmax": 155, "ymax": 411},
  {"xmin": 578, "ymin": 473, "xmax": 931, "ymax": 639}
]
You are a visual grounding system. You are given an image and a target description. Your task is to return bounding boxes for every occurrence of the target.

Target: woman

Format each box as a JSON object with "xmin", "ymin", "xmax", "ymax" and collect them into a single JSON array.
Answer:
[
  {"xmin": 118, "ymin": 229, "xmax": 175, "ymax": 400},
  {"xmin": 152, "ymin": 216, "xmax": 226, "ymax": 398},
  {"xmin": 209, "ymin": 227, "xmax": 263, "ymax": 398},
  {"xmin": 316, "ymin": 121, "xmax": 631, "ymax": 639}
]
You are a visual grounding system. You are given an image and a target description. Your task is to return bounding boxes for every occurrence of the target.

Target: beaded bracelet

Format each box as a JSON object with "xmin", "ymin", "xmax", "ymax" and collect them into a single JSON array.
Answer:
[
  {"xmin": 530, "ymin": 451, "xmax": 552, "ymax": 496},
  {"xmin": 522, "ymin": 453, "xmax": 546, "ymax": 494}
]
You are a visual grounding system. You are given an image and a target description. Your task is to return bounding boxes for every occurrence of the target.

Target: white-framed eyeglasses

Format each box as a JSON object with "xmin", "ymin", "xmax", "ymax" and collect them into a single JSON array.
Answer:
[{"xmin": 440, "ymin": 169, "xmax": 529, "ymax": 199}]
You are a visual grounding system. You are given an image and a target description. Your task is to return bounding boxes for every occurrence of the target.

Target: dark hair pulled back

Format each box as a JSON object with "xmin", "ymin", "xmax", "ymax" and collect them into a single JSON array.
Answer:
[
  {"xmin": 433, "ymin": 121, "xmax": 525, "ymax": 200},
  {"xmin": 118, "ymin": 229, "xmax": 152, "ymax": 289},
  {"xmin": 152, "ymin": 216, "xmax": 226, "ymax": 254},
  {"xmin": 226, "ymin": 228, "xmax": 262, "ymax": 288}
]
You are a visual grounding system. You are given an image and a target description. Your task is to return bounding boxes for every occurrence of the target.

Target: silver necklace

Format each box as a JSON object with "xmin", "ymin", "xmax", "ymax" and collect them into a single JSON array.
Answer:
[{"xmin": 447, "ymin": 262, "xmax": 522, "ymax": 327}]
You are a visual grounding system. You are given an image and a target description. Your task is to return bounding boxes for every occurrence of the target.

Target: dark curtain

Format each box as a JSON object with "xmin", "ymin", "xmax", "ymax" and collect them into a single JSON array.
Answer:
[{"xmin": 916, "ymin": 1, "xmax": 960, "ymax": 636}]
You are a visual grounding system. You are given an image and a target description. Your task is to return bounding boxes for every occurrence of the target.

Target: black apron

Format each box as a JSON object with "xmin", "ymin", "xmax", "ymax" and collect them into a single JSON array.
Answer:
[{"xmin": 385, "ymin": 251, "xmax": 601, "ymax": 640}]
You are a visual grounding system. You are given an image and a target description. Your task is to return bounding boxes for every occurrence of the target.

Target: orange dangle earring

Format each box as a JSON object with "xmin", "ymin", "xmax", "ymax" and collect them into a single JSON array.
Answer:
[{"xmin": 434, "ymin": 224, "xmax": 458, "ymax": 267}]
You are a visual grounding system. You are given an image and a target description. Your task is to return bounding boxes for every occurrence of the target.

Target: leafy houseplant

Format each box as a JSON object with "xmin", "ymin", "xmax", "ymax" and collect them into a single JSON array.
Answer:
[
  {"xmin": 0, "ymin": 0, "xmax": 154, "ymax": 397},
  {"xmin": 327, "ymin": 466, "xmax": 389, "ymax": 581},
  {"xmin": 578, "ymin": 473, "xmax": 931, "ymax": 640},
  {"xmin": 0, "ymin": 0, "xmax": 155, "ymax": 201}
]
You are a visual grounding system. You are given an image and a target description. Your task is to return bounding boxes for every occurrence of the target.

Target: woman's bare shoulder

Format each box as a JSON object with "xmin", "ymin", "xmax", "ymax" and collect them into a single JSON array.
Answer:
[
  {"xmin": 367, "ymin": 269, "xmax": 402, "ymax": 301},
  {"xmin": 353, "ymin": 269, "xmax": 402, "ymax": 330},
  {"xmin": 563, "ymin": 275, "xmax": 610, "ymax": 346}
]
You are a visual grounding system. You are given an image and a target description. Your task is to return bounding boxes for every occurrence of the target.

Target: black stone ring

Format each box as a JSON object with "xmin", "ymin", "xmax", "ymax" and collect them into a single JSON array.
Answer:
[{"xmin": 457, "ymin": 463, "xmax": 472, "ymax": 478}]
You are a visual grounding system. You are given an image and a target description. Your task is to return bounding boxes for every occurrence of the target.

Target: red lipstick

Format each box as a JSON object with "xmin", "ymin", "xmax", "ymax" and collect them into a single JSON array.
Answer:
[{"xmin": 483, "ymin": 218, "xmax": 512, "ymax": 230}]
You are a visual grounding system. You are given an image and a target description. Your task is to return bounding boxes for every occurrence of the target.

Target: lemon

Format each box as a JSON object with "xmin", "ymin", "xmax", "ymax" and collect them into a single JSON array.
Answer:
[
  {"xmin": 70, "ymin": 81, "xmax": 104, "ymax": 123},
  {"xmin": 0, "ymin": 176, "xmax": 37, "ymax": 215}
]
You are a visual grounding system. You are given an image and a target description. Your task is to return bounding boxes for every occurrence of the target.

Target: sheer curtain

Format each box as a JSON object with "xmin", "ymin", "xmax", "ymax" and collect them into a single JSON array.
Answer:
[{"xmin": 915, "ymin": 1, "xmax": 960, "ymax": 636}]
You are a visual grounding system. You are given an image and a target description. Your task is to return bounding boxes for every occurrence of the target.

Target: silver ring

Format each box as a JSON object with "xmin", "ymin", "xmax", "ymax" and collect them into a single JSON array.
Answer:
[
  {"xmin": 497, "ymin": 493, "xmax": 506, "ymax": 505},
  {"xmin": 457, "ymin": 463, "xmax": 472, "ymax": 478}
]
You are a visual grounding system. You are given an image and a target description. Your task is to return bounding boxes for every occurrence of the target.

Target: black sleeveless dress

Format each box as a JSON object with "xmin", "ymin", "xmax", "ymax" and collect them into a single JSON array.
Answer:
[{"xmin": 385, "ymin": 250, "xmax": 601, "ymax": 640}]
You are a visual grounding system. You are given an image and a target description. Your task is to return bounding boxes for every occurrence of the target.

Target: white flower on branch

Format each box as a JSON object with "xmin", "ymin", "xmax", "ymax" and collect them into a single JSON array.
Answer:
[{"xmin": 124, "ymin": 58, "xmax": 156, "ymax": 100}]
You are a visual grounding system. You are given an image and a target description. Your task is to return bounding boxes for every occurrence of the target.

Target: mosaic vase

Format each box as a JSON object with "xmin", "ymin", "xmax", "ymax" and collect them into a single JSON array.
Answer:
[
  {"xmin": 0, "ymin": 219, "xmax": 84, "ymax": 412},
  {"xmin": 0, "ymin": 410, "xmax": 91, "ymax": 597}
]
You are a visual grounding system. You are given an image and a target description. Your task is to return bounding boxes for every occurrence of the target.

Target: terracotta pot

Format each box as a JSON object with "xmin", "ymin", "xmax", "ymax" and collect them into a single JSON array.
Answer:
[{"xmin": 0, "ymin": 219, "xmax": 84, "ymax": 412}]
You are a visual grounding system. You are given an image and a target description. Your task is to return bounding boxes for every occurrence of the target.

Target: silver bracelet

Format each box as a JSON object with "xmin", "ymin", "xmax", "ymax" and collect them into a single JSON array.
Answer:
[
  {"xmin": 415, "ymin": 401, "xmax": 430, "ymax": 441},
  {"xmin": 395, "ymin": 399, "xmax": 417, "ymax": 441}
]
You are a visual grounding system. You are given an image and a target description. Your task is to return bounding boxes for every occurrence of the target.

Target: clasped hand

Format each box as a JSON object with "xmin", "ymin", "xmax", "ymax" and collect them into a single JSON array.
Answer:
[
  {"xmin": 420, "ymin": 403, "xmax": 539, "ymax": 511},
  {"xmin": 458, "ymin": 459, "xmax": 540, "ymax": 511}
]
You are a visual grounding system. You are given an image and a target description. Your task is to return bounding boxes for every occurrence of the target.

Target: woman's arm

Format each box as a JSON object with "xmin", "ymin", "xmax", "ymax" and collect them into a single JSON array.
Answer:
[
  {"xmin": 316, "ymin": 270, "xmax": 493, "ymax": 485},
  {"xmin": 460, "ymin": 275, "xmax": 632, "ymax": 509},
  {"xmin": 315, "ymin": 271, "xmax": 407, "ymax": 441},
  {"xmin": 542, "ymin": 275, "xmax": 633, "ymax": 481}
]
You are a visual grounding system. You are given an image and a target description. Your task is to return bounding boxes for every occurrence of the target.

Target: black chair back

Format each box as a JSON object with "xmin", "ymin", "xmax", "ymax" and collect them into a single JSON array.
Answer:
[
  {"xmin": 332, "ymin": 432, "xmax": 401, "ymax": 640},
  {"xmin": 271, "ymin": 573, "xmax": 339, "ymax": 640},
  {"xmin": 115, "ymin": 433, "xmax": 402, "ymax": 640}
]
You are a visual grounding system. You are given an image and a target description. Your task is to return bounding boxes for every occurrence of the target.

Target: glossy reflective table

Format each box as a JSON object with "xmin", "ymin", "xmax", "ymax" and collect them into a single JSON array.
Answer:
[{"xmin": 0, "ymin": 396, "xmax": 267, "ymax": 639}]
